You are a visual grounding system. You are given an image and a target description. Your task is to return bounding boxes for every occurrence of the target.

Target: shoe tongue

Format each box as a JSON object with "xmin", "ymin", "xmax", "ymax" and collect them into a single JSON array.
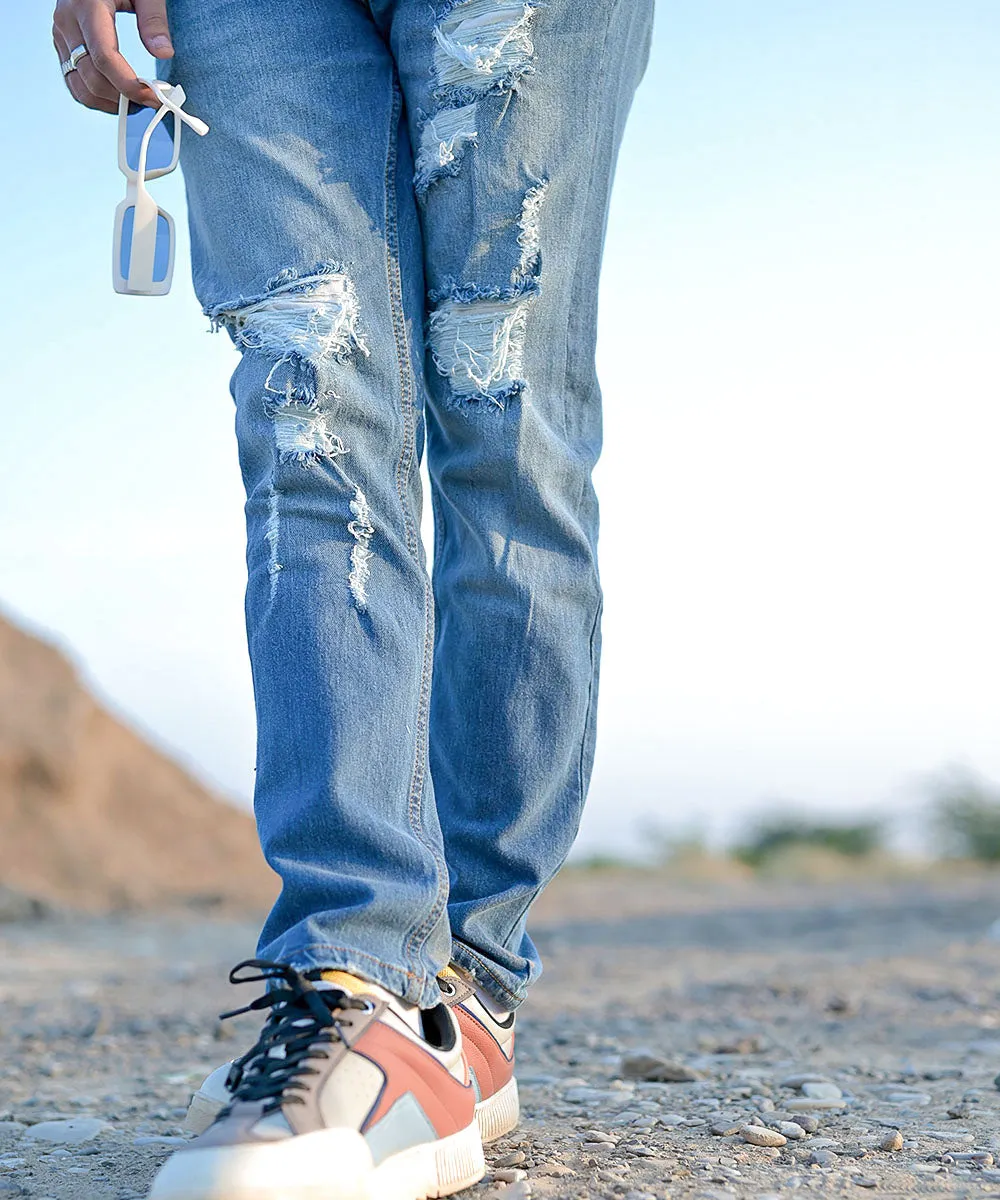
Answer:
[{"xmin": 317, "ymin": 971, "xmax": 422, "ymax": 1035}]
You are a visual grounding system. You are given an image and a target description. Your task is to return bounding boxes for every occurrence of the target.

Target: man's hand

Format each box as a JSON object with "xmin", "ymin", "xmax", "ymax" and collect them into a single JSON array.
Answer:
[{"xmin": 53, "ymin": 0, "xmax": 174, "ymax": 115}]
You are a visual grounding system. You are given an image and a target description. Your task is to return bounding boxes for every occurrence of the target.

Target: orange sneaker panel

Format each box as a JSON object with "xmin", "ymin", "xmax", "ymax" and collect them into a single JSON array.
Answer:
[
  {"xmin": 455, "ymin": 1008, "xmax": 515, "ymax": 1095},
  {"xmin": 353, "ymin": 1023, "xmax": 475, "ymax": 1139}
]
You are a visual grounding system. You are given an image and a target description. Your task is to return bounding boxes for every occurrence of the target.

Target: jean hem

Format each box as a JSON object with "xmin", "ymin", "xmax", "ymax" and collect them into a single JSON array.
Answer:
[
  {"xmin": 258, "ymin": 940, "xmax": 443, "ymax": 1009},
  {"xmin": 450, "ymin": 940, "xmax": 531, "ymax": 1012}
]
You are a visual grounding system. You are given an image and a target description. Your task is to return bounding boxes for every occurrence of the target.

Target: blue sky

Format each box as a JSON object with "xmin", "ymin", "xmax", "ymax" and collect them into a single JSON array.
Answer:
[{"xmin": 4, "ymin": 2, "xmax": 1000, "ymax": 854}]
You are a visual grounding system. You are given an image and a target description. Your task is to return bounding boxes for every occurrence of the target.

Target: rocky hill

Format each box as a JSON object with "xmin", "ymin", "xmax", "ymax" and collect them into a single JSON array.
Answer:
[{"xmin": 0, "ymin": 611, "xmax": 277, "ymax": 915}]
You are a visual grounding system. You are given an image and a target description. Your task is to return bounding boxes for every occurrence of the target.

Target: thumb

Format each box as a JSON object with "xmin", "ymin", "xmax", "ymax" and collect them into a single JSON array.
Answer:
[{"xmin": 134, "ymin": 0, "xmax": 173, "ymax": 57}]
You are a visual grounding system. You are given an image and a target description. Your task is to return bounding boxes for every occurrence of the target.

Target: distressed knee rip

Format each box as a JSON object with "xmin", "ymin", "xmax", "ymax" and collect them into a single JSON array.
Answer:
[
  {"xmin": 212, "ymin": 268, "xmax": 369, "ymax": 405},
  {"xmin": 428, "ymin": 295, "xmax": 529, "ymax": 410},
  {"xmin": 210, "ymin": 266, "xmax": 376, "ymax": 610},
  {"xmin": 433, "ymin": 0, "xmax": 538, "ymax": 97},
  {"xmin": 428, "ymin": 181, "xmax": 548, "ymax": 412},
  {"xmin": 415, "ymin": 0, "xmax": 538, "ymax": 195}
]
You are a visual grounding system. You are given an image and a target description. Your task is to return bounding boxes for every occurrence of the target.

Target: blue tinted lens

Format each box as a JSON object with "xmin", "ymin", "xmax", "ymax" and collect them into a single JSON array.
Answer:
[
  {"xmin": 120, "ymin": 208, "xmax": 172, "ymax": 284},
  {"xmin": 125, "ymin": 105, "xmax": 176, "ymax": 173}
]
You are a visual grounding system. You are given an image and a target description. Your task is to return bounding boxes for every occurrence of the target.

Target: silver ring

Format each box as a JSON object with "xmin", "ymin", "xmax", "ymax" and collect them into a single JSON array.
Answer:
[{"xmin": 61, "ymin": 44, "xmax": 88, "ymax": 76}]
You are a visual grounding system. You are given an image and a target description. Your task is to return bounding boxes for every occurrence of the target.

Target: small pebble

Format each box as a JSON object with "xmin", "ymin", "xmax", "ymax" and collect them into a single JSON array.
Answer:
[
  {"xmin": 785, "ymin": 1098, "xmax": 846, "ymax": 1112},
  {"xmin": 621, "ymin": 1055, "xmax": 703, "ymax": 1083},
  {"xmin": 879, "ymin": 1132, "xmax": 903, "ymax": 1152},
  {"xmin": 22, "ymin": 1119, "xmax": 109, "ymax": 1145},
  {"xmin": 853, "ymin": 1178, "xmax": 878, "ymax": 1189},
  {"xmin": 775, "ymin": 1122, "xmax": 806, "ymax": 1140},
  {"xmin": 493, "ymin": 1169, "xmax": 528, "ymax": 1183},
  {"xmin": 781, "ymin": 1074, "xmax": 831, "ymax": 1089},
  {"xmin": 496, "ymin": 1151, "xmax": 528, "ymax": 1166},
  {"xmin": 800, "ymin": 1083, "xmax": 842, "ymax": 1101},
  {"xmin": 809, "ymin": 1150, "xmax": 837, "ymax": 1167},
  {"xmin": 740, "ymin": 1125, "xmax": 786, "ymax": 1148},
  {"xmin": 532, "ymin": 1163, "xmax": 574, "ymax": 1178},
  {"xmin": 562, "ymin": 1088, "xmax": 619, "ymax": 1104},
  {"xmin": 881, "ymin": 1092, "xmax": 930, "ymax": 1106}
]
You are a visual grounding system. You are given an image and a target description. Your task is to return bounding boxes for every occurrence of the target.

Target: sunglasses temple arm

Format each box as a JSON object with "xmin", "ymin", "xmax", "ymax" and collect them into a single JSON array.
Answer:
[
  {"xmin": 134, "ymin": 101, "xmax": 171, "ymax": 182},
  {"xmin": 149, "ymin": 80, "xmax": 210, "ymax": 137}
]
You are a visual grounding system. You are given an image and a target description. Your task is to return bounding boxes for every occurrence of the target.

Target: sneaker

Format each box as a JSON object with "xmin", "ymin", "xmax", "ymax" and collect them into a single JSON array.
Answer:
[
  {"xmin": 149, "ymin": 959, "xmax": 485, "ymax": 1200},
  {"xmin": 186, "ymin": 963, "xmax": 519, "ymax": 1145},
  {"xmin": 436, "ymin": 966, "xmax": 518, "ymax": 1143}
]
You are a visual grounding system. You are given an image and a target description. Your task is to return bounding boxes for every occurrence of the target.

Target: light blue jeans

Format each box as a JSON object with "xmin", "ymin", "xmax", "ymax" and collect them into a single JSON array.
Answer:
[{"xmin": 160, "ymin": 0, "xmax": 653, "ymax": 1009}]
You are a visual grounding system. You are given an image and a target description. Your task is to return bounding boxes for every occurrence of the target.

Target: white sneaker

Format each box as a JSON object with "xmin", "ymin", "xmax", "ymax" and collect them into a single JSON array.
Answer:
[
  {"xmin": 185, "ymin": 963, "xmax": 520, "ymax": 1146},
  {"xmin": 150, "ymin": 959, "xmax": 485, "ymax": 1200}
]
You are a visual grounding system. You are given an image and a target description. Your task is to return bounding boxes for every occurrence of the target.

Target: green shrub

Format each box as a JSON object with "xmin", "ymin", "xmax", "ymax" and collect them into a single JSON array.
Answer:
[
  {"xmin": 733, "ymin": 814, "xmax": 884, "ymax": 868},
  {"xmin": 932, "ymin": 770, "xmax": 1000, "ymax": 862}
]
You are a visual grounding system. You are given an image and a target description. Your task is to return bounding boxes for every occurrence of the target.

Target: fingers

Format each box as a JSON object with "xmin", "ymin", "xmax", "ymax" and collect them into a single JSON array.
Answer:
[
  {"xmin": 52, "ymin": 22, "xmax": 118, "ymax": 113},
  {"xmin": 74, "ymin": 0, "xmax": 159, "ymax": 106},
  {"xmin": 134, "ymin": 0, "xmax": 173, "ymax": 58}
]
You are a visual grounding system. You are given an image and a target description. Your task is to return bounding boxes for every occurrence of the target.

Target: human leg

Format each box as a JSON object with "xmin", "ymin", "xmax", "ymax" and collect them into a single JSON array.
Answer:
[
  {"xmin": 379, "ymin": 0, "xmax": 655, "ymax": 1008},
  {"xmin": 159, "ymin": 0, "xmax": 450, "ymax": 1008}
]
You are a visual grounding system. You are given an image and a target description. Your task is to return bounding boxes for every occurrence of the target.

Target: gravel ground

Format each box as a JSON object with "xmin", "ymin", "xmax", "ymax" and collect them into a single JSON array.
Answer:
[{"xmin": 4, "ymin": 872, "xmax": 1000, "ymax": 1198}]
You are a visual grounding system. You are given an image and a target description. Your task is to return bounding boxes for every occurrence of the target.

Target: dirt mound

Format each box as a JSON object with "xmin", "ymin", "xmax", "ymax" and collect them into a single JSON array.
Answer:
[{"xmin": 0, "ymin": 611, "xmax": 277, "ymax": 915}]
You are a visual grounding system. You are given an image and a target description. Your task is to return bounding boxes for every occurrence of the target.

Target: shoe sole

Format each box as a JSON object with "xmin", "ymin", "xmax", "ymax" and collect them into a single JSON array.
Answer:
[
  {"xmin": 148, "ymin": 1118, "xmax": 485, "ymax": 1200},
  {"xmin": 185, "ymin": 1078, "xmax": 520, "ymax": 1146},
  {"xmin": 475, "ymin": 1077, "xmax": 519, "ymax": 1144}
]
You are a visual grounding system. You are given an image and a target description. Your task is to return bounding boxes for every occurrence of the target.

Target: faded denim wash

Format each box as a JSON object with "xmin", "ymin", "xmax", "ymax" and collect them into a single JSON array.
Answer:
[{"xmin": 159, "ymin": 0, "xmax": 654, "ymax": 1009}]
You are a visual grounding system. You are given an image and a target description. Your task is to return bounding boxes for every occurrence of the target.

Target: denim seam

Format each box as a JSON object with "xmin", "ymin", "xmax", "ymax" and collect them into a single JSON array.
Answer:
[
  {"xmin": 568, "ymin": 0, "xmax": 614, "ymax": 822},
  {"xmin": 577, "ymin": 593, "xmax": 603, "ymax": 816},
  {"xmin": 450, "ymin": 939, "xmax": 525, "ymax": 1010},
  {"xmin": 555, "ymin": 0, "xmax": 614, "ymax": 880},
  {"xmin": 382, "ymin": 73, "xmax": 450, "ymax": 976}
]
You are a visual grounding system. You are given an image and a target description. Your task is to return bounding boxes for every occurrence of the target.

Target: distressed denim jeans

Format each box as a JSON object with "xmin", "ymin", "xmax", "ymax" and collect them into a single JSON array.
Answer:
[{"xmin": 159, "ymin": 0, "xmax": 653, "ymax": 1009}]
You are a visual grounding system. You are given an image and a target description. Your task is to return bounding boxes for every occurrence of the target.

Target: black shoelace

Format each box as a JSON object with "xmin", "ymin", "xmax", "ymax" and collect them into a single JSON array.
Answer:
[{"xmin": 217, "ymin": 959, "xmax": 373, "ymax": 1115}]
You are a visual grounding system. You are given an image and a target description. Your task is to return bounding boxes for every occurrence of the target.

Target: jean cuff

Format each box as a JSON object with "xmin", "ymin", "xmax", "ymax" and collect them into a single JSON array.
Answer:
[
  {"xmin": 258, "ymin": 939, "xmax": 444, "ymax": 1009},
  {"xmin": 450, "ymin": 939, "xmax": 532, "ymax": 1012}
]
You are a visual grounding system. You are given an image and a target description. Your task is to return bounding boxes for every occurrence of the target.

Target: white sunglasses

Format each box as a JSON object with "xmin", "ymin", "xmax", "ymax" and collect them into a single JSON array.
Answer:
[{"xmin": 113, "ymin": 80, "xmax": 209, "ymax": 297}]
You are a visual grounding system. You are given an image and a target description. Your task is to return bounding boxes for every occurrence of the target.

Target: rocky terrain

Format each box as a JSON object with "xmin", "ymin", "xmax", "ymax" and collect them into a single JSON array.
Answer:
[
  {"xmin": 0, "ymin": 611, "xmax": 276, "ymax": 914},
  {"xmin": 5, "ymin": 872, "xmax": 1000, "ymax": 1198}
]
